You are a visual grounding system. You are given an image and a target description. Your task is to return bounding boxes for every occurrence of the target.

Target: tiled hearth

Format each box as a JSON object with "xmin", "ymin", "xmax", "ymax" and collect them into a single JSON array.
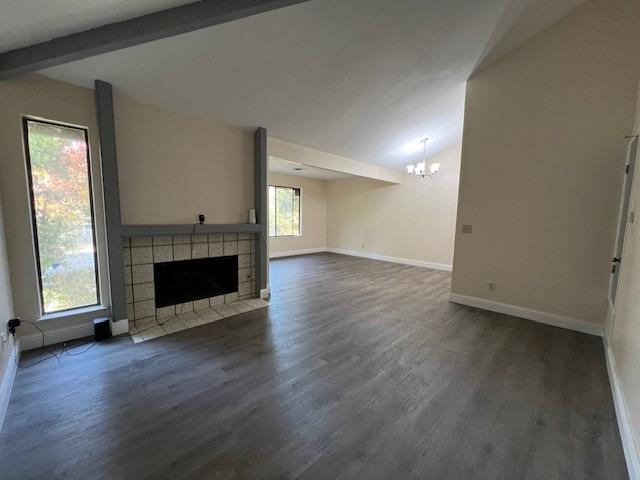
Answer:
[
  {"xmin": 123, "ymin": 233, "xmax": 263, "ymax": 343},
  {"xmin": 129, "ymin": 298, "xmax": 270, "ymax": 343}
]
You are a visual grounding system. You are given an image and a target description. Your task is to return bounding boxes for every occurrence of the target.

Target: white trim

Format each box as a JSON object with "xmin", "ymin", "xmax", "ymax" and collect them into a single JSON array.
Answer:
[
  {"xmin": 20, "ymin": 317, "xmax": 127, "ymax": 352},
  {"xmin": 449, "ymin": 293, "xmax": 604, "ymax": 337},
  {"xmin": 19, "ymin": 322, "xmax": 95, "ymax": 351},
  {"xmin": 605, "ymin": 299, "xmax": 616, "ymax": 340},
  {"xmin": 270, "ymin": 247, "xmax": 327, "ymax": 258},
  {"xmin": 605, "ymin": 340, "xmax": 640, "ymax": 480},
  {"xmin": 260, "ymin": 286, "xmax": 271, "ymax": 299},
  {"xmin": 327, "ymin": 248, "xmax": 452, "ymax": 272},
  {"xmin": 608, "ymin": 136, "xmax": 639, "ymax": 309},
  {"xmin": 0, "ymin": 342, "xmax": 19, "ymax": 431},
  {"xmin": 40, "ymin": 305, "xmax": 108, "ymax": 322}
]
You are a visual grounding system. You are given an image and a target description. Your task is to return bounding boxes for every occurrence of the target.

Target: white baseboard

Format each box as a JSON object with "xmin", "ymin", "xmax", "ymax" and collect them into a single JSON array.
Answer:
[
  {"xmin": 19, "ymin": 316, "xmax": 132, "ymax": 352},
  {"xmin": 605, "ymin": 340, "xmax": 640, "ymax": 480},
  {"xmin": 270, "ymin": 247, "xmax": 327, "ymax": 258},
  {"xmin": 606, "ymin": 299, "xmax": 616, "ymax": 342},
  {"xmin": 449, "ymin": 293, "xmax": 604, "ymax": 337},
  {"xmin": 0, "ymin": 342, "xmax": 19, "ymax": 431},
  {"xmin": 260, "ymin": 286, "xmax": 271, "ymax": 299},
  {"xmin": 19, "ymin": 322, "xmax": 95, "ymax": 351},
  {"xmin": 269, "ymin": 246, "xmax": 453, "ymax": 272},
  {"xmin": 327, "ymin": 248, "xmax": 452, "ymax": 272}
]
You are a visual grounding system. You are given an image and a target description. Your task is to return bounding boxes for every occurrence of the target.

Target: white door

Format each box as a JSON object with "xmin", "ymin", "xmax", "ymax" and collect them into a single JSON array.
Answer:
[{"xmin": 609, "ymin": 135, "xmax": 639, "ymax": 306}]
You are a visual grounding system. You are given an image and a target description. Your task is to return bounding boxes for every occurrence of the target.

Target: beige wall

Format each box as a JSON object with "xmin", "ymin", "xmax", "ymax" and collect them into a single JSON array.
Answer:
[
  {"xmin": 327, "ymin": 144, "xmax": 461, "ymax": 267},
  {"xmin": 269, "ymin": 137, "xmax": 402, "ymax": 184},
  {"xmin": 267, "ymin": 173, "xmax": 327, "ymax": 256},
  {"xmin": 0, "ymin": 74, "xmax": 253, "ymax": 336},
  {"xmin": 0, "ymin": 187, "xmax": 15, "ymax": 343},
  {"xmin": 115, "ymin": 97, "xmax": 253, "ymax": 225},
  {"xmin": 0, "ymin": 187, "xmax": 16, "ymax": 422},
  {"xmin": 0, "ymin": 74, "xmax": 110, "ymax": 334},
  {"xmin": 451, "ymin": 0, "xmax": 640, "ymax": 325},
  {"xmin": 608, "ymin": 81, "xmax": 640, "ymax": 471},
  {"xmin": 268, "ymin": 143, "xmax": 460, "ymax": 266}
]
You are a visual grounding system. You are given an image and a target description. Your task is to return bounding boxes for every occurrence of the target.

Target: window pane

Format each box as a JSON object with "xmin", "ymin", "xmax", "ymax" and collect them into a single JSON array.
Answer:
[
  {"xmin": 269, "ymin": 185, "xmax": 301, "ymax": 237},
  {"xmin": 25, "ymin": 120, "xmax": 99, "ymax": 313},
  {"xmin": 275, "ymin": 186, "xmax": 294, "ymax": 236},
  {"xmin": 268, "ymin": 186, "xmax": 276, "ymax": 237}
]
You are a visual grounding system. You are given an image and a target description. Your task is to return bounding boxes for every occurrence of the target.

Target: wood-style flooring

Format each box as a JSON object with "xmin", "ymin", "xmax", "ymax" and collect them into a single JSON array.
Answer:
[{"xmin": 0, "ymin": 253, "xmax": 628, "ymax": 479}]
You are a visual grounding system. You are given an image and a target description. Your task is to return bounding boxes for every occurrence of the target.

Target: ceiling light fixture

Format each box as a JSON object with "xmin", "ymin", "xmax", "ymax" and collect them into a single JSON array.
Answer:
[{"xmin": 406, "ymin": 138, "xmax": 440, "ymax": 178}]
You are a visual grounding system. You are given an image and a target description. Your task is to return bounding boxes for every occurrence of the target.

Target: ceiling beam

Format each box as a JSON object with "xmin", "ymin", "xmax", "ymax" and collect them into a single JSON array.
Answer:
[{"xmin": 0, "ymin": 0, "xmax": 310, "ymax": 79}]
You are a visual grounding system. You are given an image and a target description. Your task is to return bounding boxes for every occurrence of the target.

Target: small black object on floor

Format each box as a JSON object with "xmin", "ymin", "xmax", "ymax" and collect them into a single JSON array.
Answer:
[{"xmin": 92, "ymin": 317, "xmax": 112, "ymax": 341}]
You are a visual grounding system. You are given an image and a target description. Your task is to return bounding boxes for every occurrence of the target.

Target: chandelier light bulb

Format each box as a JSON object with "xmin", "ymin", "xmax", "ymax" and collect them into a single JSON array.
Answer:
[{"xmin": 405, "ymin": 138, "xmax": 439, "ymax": 178}]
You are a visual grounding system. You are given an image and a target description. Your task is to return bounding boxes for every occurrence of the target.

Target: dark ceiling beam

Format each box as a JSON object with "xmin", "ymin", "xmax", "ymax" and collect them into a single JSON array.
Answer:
[{"xmin": 0, "ymin": 0, "xmax": 310, "ymax": 79}]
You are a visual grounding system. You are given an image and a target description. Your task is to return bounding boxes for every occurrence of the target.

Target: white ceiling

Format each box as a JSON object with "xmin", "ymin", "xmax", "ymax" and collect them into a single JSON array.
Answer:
[
  {"xmin": 6, "ymin": 0, "xmax": 583, "ymax": 169},
  {"xmin": 269, "ymin": 155, "xmax": 350, "ymax": 180}
]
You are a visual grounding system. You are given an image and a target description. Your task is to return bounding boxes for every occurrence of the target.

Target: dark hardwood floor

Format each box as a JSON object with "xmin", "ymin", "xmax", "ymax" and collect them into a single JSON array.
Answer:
[{"xmin": 0, "ymin": 253, "xmax": 628, "ymax": 479}]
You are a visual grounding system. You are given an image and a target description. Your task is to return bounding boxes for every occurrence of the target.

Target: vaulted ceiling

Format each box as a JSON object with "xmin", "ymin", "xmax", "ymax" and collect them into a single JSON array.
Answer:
[{"xmin": 2, "ymin": 0, "xmax": 584, "ymax": 168}]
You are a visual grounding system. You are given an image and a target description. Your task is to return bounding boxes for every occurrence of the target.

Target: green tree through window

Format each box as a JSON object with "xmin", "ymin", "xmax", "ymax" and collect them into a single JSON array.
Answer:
[
  {"xmin": 24, "ymin": 119, "xmax": 100, "ymax": 313},
  {"xmin": 269, "ymin": 186, "xmax": 301, "ymax": 237}
]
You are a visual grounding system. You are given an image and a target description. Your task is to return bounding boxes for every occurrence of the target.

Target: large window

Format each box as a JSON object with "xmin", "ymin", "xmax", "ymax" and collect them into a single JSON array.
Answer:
[
  {"xmin": 269, "ymin": 185, "xmax": 301, "ymax": 237},
  {"xmin": 23, "ymin": 118, "xmax": 100, "ymax": 314}
]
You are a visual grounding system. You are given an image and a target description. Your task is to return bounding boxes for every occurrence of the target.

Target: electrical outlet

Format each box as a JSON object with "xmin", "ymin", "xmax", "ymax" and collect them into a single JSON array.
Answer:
[
  {"xmin": 0, "ymin": 333, "xmax": 6, "ymax": 353},
  {"xmin": 361, "ymin": 242, "xmax": 365, "ymax": 249},
  {"xmin": 488, "ymin": 282, "xmax": 496, "ymax": 292},
  {"xmin": 630, "ymin": 211, "xmax": 635, "ymax": 224}
]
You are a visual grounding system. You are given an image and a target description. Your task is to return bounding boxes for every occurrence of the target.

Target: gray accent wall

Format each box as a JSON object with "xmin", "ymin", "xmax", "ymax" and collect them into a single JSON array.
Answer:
[
  {"xmin": 121, "ymin": 224, "xmax": 261, "ymax": 236},
  {"xmin": 254, "ymin": 127, "xmax": 268, "ymax": 294},
  {"xmin": 0, "ymin": 0, "xmax": 311, "ymax": 79},
  {"xmin": 95, "ymin": 80, "xmax": 127, "ymax": 321}
]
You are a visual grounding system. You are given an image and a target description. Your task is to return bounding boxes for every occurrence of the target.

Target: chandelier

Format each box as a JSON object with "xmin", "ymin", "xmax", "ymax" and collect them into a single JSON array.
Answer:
[{"xmin": 406, "ymin": 138, "xmax": 440, "ymax": 178}]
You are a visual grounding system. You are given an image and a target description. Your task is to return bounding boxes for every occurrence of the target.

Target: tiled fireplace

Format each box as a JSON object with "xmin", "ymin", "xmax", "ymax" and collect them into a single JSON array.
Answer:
[{"xmin": 123, "ymin": 232, "xmax": 262, "ymax": 341}]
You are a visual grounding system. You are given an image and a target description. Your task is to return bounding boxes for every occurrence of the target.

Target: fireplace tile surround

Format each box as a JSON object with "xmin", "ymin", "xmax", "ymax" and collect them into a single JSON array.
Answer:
[{"xmin": 123, "ymin": 233, "xmax": 257, "ymax": 335}]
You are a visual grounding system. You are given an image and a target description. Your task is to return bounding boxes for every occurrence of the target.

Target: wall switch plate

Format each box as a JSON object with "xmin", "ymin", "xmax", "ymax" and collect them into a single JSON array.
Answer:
[
  {"xmin": 0, "ymin": 333, "xmax": 6, "ymax": 353},
  {"xmin": 488, "ymin": 282, "xmax": 496, "ymax": 292},
  {"xmin": 462, "ymin": 224, "xmax": 473, "ymax": 234},
  {"xmin": 629, "ymin": 212, "xmax": 635, "ymax": 224}
]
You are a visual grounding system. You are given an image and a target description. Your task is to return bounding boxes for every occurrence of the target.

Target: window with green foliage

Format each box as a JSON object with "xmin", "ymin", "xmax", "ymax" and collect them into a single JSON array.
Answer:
[
  {"xmin": 23, "ymin": 118, "xmax": 100, "ymax": 314},
  {"xmin": 268, "ymin": 185, "xmax": 301, "ymax": 237}
]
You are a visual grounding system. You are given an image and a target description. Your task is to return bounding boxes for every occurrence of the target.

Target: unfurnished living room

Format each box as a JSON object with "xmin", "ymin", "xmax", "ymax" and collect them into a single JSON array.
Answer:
[{"xmin": 1, "ymin": 0, "xmax": 640, "ymax": 478}]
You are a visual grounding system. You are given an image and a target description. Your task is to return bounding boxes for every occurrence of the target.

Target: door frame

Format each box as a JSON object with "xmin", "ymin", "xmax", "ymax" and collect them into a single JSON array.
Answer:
[{"xmin": 607, "ymin": 135, "xmax": 640, "ymax": 336}]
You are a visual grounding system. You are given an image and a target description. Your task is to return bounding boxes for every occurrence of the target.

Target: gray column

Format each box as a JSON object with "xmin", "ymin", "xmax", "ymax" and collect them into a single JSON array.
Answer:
[
  {"xmin": 95, "ymin": 80, "xmax": 127, "ymax": 321},
  {"xmin": 254, "ymin": 127, "xmax": 268, "ymax": 296}
]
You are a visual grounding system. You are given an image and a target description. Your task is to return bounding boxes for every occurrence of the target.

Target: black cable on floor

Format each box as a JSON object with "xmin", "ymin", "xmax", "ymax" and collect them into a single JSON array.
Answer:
[
  {"xmin": 19, "ymin": 319, "xmax": 63, "ymax": 365},
  {"xmin": 18, "ymin": 321, "xmax": 98, "ymax": 368}
]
